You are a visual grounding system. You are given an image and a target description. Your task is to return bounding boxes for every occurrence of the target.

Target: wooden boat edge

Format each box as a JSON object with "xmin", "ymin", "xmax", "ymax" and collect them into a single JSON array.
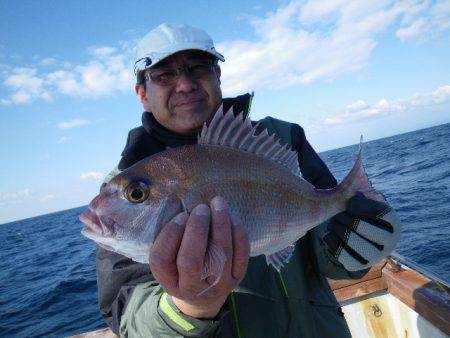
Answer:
[{"xmin": 328, "ymin": 254, "xmax": 450, "ymax": 336}]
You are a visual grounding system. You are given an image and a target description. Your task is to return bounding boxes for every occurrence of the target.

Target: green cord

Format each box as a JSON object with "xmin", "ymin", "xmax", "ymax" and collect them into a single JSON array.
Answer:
[
  {"xmin": 230, "ymin": 271, "xmax": 288, "ymax": 338},
  {"xmin": 279, "ymin": 272, "xmax": 289, "ymax": 298},
  {"xmin": 245, "ymin": 91, "xmax": 254, "ymax": 119},
  {"xmin": 230, "ymin": 291, "xmax": 243, "ymax": 338}
]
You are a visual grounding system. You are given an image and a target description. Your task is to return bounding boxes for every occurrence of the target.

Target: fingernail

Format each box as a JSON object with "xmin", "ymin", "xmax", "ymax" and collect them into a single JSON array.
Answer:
[
  {"xmin": 211, "ymin": 196, "xmax": 227, "ymax": 212},
  {"xmin": 193, "ymin": 204, "xmax": 210, "ymax": 216},
  {"xmin": 173, "ymin": 212, "xmax": 188, "ymax": 225}
]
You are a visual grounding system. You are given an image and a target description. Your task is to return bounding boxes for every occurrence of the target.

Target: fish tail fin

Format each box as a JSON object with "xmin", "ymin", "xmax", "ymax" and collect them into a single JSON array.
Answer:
[
  {"xmin": 336, "ymin": 136, "xmax": 386, "ymax": 202},
  {"xmin": 197, "ymin": 240, "xmax": 227, "ymax": 296}
]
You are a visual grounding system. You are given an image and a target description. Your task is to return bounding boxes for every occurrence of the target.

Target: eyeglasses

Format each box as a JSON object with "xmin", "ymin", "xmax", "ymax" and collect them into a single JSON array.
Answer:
[{"xmin": 145, "ymin": 61, "xmax": 216, "ymax": 86}]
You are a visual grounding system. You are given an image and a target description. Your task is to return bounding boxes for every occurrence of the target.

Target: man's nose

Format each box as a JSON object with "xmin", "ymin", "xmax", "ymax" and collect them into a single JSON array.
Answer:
[{"xmin": 174, "ymin": 71, "xmax": 198, "ymax": 93}]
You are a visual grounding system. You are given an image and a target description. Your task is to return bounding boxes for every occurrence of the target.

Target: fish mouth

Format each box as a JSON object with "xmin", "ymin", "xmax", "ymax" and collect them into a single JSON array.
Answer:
[{"xmin": 79, "ymin": 208, "xmax": 114, "ymax": 237}]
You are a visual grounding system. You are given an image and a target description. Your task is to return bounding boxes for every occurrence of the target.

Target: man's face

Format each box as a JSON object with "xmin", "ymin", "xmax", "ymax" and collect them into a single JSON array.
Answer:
[{"xmin": 140, "ymin": 51, "xmax": 222, "ymax": 135}]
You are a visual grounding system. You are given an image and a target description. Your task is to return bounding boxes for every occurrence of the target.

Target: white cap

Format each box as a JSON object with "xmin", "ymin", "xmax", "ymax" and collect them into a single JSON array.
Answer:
[{"xmin": 134, "ymin": 23, "xmax": 225, "ymax": 83}]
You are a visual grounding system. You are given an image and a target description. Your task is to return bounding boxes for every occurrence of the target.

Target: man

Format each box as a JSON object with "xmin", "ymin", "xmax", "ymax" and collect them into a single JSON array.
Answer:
[{"xmin": 97, "ymin": 23, "xmax": 401, "ymax": 337}]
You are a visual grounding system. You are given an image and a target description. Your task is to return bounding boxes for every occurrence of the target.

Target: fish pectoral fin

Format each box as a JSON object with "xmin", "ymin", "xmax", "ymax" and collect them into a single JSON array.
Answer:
[
  {"xmin": 265, "ymin": 244, "xmax": 296, "ymax": 271},
  {"xmin": 197, "ymin": 240, "xmax": 227, "ymax": 296},
  {"xmin": 202, "ymin": 239, "xmax": 226, "ymax": 281}
]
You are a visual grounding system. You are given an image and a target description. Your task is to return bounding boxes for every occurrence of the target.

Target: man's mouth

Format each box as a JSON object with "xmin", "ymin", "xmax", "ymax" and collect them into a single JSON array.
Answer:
[{"xmin": 173, "ymin": 96, "xmax": 205, "ymax": 107}]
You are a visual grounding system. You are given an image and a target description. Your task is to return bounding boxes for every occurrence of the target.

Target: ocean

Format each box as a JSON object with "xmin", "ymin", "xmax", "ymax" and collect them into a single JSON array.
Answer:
[{"xmin": 1, "ymin": 123, "xmax": 449, "ymax": 337}]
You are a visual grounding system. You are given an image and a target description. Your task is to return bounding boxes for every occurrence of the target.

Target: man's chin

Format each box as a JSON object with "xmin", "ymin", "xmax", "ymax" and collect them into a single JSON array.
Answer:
[
  {"xmin": 166, "ymin": 114, "xmax": 205, "ymax": 135},
  {"xmin": 181, "ymin": 117, "xmax": 208, "ymax": 134}
]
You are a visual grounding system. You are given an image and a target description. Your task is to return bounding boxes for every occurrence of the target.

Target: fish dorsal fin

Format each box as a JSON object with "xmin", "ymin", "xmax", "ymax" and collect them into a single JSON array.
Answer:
[{"xmin": 198, "ymin": 105, "xmax": 301, "ymax": 176}]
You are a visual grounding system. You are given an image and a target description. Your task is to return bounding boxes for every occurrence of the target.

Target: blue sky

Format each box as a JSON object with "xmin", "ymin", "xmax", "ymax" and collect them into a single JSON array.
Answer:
[{"xmin": 1, "ymin": 0, "xmax": 449, "ymax": 224}]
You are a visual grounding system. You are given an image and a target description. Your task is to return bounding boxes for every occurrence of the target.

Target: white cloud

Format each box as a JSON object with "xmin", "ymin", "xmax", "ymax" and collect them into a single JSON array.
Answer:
[
  {"xmin": 396, "ymin": 0, "xmax": 450, "ymax": 42},
  {"xmin": 46, "ymin": 70, "xmax": 80, "ymax": 95},
  {"xmin": 45, "ymin": 53, "xmax": 133, "ymax": 98},
  {"xmin": 40, "ymin": 194, "xmax": 55, "ymax": 202},
  {"xmin": 88, "ymin": 46, "xmax": 117, "ymax": 57},
  {"xmin": 431, "ymin": 0, "xmax": 450, "ymax": 30},
  {"xmin": 396, "ymin": 18, "xmax": 430, "ymax": 41},
  {"xmin": 81, "ymin": 171, "xmax": 104, "ymax": 180},
  {"xmin": 322, "ymin": 84, "xmax": 450, "ymax": 126},
  {"xmin": 300, "ymin": 0, "xmax": 346, "ymax": 22},
  {"xmin": 57, "ymin": 136, "xmax": 72, "ymax": 144},
  {"xmin": 323, "ymin": 116, "xmax": 343, "ymax": 125},
  {"xmin": 1, "ymin": 1, "xmax": 448, "ymax": 103},
  {"xmin": 58, "ymin": 119, "xmax": 90, "ymax": 129},
  {"xmin": 0, "ymin": 188, "xmax": 32, "ymax": 201},
  {"xmin": 410, "ymin": 85, "xmax": 450, "ymax": 105},
  {"xmin": 40, "ymin": 57, "xmax": 58, "ymax": 66},
  {"xmin": 346, "ymin": 99, "xmax": 368, "ymax": 111},
  {"xmin": 2, "ymin": 68, "xmax": 51, "ymax": 104},
  {"xmin": 218, "ymin": 0, "xmax": 449, "ymax": 96},
  {"xmin": 1, "ymin": 45, "xmax": 134, "ymax": 104}
]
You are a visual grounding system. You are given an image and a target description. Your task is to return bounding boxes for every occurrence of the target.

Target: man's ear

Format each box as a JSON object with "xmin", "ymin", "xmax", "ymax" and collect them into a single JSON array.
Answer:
[
  {"xmin": 135, "ymin": 84, "xmax": 146, "ymax": 101},
  {"xmin": 135, "ymin": 84, "xmax": 153, "ymax": 112}
]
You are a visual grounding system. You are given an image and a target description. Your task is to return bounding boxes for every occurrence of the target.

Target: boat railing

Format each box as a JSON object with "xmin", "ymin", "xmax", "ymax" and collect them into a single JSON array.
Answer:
[{"xmin": 388, "ymin": 252, "xmax": 449, "ymax": 293}]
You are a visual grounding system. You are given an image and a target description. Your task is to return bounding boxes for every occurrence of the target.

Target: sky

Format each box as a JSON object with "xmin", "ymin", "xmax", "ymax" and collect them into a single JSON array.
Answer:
[{"xmin": 0, "ymin": 0, "xmax": 449, "ymax": 224}]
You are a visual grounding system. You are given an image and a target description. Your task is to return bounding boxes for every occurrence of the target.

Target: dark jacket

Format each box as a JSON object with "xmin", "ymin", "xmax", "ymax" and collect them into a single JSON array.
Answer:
[{"xmin": 97, "ymin": 94, "xmax": 368, "ymax": 337}]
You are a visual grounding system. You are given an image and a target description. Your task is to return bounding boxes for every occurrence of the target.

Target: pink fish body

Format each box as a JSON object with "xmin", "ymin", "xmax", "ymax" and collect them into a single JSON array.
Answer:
[{"xmin": 80, "ymin": 107, "xmax": 383, "ymax": 275}]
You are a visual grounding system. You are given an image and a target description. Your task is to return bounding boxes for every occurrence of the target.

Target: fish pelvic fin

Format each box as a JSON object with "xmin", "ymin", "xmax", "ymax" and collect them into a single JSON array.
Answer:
[
  {"xmin": 198, "ymin": 105, "xmax": 301, "ymax": 177},
  {"xmin": 337, "ymin": 136, "xmax": 386, "ymax": 202},
  {"xmin": 197, "ymin": 239, "xmax": 227, "ymax": 296},
  {"xmin": 265, "ymin": 244, "xmax": 296, "ymax": 271}
]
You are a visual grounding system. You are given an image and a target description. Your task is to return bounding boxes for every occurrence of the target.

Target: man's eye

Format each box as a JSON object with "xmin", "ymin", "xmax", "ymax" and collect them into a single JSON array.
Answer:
[
  {"xmin": 151, "ymin": 70, "xmax": 176, "ymax": 81},
  {"xmin": 190, "ymin": 63, "xmax": 207, "ymax": 69},
  {"xmin": 189, "ymin": 64, "xmax": 211, "ymax": 75}
]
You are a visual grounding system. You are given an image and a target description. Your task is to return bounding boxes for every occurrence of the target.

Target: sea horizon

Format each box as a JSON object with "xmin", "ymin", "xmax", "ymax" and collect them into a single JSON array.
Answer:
[{"xmin": 1, "ymin": 120, "xmax": 448, "ymax": 226}]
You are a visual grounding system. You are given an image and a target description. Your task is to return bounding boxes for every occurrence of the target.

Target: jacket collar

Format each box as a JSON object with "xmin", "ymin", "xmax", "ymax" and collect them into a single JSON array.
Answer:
[{"xmin": 141, "ymin": 112, "xmax": 197, "ymax": 148}]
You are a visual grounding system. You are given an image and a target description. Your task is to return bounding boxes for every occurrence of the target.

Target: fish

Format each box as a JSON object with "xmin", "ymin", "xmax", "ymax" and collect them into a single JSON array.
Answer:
[{"xmin": 80, "ymin": 106, "xmax": 385, "ymax": 284}]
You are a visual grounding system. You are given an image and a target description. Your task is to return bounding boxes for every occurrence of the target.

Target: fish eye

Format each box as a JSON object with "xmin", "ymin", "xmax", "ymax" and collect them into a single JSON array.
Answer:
[{"xmin": 124, "ymin": 181, "xmax": 149, "ymax": 203}]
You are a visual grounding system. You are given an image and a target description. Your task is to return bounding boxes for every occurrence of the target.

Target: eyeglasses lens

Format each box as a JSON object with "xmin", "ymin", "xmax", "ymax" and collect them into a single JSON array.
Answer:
[{"xmin": 146, "ymin": 62, "xmax": 214, "ymax": 86}]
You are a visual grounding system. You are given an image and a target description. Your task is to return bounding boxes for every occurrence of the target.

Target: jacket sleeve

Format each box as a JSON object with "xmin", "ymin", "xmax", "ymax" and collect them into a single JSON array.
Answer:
[
  {"xmin": 291, "ymin": 124, "xmax": 370, "ymax": 280},
  {"xmin": 96, "ymin": 247, "xmax": 152, "ymax": 334},
  {"xmin": 119, "ymin": 282, "xmax": 224, "ymax": 337},
  {"xmin": 97, "ymin": 247, "xmax": 223, "ymax": 337}
]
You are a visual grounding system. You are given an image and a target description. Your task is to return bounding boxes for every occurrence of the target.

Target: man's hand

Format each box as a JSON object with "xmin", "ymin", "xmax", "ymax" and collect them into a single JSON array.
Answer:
[
  {"xmin": 323, "ymin": 192, "xmax": 402, "ymax": 271},
  {"xmin": 149, "ymin": 196, "xmax": 250, "ymax": 319}
]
